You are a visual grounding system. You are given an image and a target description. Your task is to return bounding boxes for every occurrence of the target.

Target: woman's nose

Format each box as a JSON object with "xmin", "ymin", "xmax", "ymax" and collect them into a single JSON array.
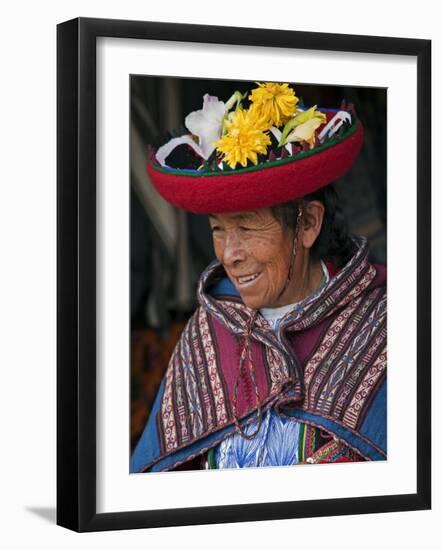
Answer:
[{"xmin": 222, "ymin": 233, "xmax": 246, "ymax": 266}]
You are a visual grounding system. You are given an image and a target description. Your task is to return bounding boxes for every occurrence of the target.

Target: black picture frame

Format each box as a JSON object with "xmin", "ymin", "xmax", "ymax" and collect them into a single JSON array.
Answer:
[{"xmin": 57, "ymin": 17, "xmax": 431, "ymax": 532}]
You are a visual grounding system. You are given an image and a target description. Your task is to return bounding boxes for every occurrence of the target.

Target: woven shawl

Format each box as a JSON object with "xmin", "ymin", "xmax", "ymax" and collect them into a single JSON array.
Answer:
[{"xmin": 135, "ymin": 235, "xmax": 386, "ymax": 472}]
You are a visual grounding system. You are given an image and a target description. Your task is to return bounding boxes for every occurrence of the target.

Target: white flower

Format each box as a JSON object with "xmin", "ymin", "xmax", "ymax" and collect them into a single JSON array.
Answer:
[
  {"xmin": 155, "ymin": 91, "xmax": 244, "ymax": 167},
  {"xmin": 155, "ymin": 135, "xmax": 205, "ymax": 167},
  {"xmin": 184, "ymin": 94, "xmax": 226, "ymax": 159}
]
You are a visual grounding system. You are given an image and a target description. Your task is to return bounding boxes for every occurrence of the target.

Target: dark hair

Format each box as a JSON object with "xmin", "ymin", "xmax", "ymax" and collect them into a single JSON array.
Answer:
[{"xmin": 270, "ymin": 184, "xmax": 355, "ymax": 268}]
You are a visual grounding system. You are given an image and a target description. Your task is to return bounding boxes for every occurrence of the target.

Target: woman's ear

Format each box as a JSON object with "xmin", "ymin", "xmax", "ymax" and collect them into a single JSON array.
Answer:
[{"xmin": 300, "ymin": 200, "xmax": 325, "ymax": 249}]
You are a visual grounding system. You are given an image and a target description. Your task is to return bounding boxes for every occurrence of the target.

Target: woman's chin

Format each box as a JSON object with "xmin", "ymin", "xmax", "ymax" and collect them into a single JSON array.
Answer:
[{"xmin": 239, "ymin": 293, "xmax": 266, "ymax": 310}]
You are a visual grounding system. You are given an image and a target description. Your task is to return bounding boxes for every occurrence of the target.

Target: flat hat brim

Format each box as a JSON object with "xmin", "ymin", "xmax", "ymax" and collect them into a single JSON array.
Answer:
[{"xmin": 147, "ymin": 117, "xmax": 363, "ymax": 214}]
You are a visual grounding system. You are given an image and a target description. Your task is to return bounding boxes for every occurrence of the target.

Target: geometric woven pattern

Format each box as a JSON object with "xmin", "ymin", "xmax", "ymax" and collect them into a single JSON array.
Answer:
[{"xmin": 157, "ymin": 235, "xmax": 386, "ymax": 461}]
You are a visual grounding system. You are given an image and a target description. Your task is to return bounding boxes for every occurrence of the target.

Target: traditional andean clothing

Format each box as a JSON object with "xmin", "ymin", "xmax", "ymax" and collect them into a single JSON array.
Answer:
[{"xmin": 131, "ymin": 235, "xmax": 386, "ymax": 473}]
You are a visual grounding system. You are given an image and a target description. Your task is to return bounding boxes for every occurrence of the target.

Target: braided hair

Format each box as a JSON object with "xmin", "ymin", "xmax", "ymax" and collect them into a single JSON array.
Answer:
[{"xmin": 270, "ymin": 184, "xmax": 355, "ymax": 268}]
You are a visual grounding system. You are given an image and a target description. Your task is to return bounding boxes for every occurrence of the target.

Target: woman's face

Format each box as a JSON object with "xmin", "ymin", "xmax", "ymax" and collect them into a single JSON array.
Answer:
[{"xmin": 209, "ymin": 208, "xmax": 297, "ymax": 309}]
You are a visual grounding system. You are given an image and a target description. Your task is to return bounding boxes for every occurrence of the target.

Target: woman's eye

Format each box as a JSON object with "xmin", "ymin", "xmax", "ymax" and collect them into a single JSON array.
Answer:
[
  {"xmin": 210, "ymin": 226, "xmax": 222, "ymax": 233},
  {"xmin": 239, "ymin": 226, "xmax": 252, "ymax": 232}
]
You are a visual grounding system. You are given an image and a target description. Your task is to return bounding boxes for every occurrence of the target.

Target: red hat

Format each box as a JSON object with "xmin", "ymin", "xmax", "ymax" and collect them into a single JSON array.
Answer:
[{"xmin": 146, "ymin": 84, "xmax": 363, "ymax": 214}]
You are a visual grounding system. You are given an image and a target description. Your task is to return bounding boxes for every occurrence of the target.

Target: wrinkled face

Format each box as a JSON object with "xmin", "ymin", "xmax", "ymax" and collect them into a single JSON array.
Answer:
[{"xmin": 209, "ymin": 209, "xmax": 296, "ymax": 309}]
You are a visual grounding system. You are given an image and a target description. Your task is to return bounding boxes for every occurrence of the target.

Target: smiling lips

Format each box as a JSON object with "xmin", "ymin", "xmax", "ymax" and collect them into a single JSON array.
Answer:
[{"xmin": 235, "ymin": 272, "xmax": 262, "ymax": 288}]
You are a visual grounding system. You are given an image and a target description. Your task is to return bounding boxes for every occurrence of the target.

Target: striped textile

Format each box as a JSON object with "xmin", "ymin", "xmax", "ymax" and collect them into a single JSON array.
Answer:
[{"xmin": 132, "ymin": 235, "xmax": 387, "ymax": 472}]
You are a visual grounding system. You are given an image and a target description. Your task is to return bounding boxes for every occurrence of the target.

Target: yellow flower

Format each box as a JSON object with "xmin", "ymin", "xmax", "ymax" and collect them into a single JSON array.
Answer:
[
  {"xmin": 248, "ymin": 82, "xmax": 299, "ymax": 128},
  {"xmin": 215, "ymin": 108, "xmax": 271, "ymax": 168},
  {"xmin": 279, "ymin": 106, "xmax": 327, "ymax": 149}
]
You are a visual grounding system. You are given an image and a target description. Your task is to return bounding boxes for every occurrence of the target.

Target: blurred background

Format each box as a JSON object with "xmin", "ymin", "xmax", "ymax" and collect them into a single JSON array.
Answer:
[{"xmin": 130, "ymin": 76, "xmax": 387, "ymax": 452}]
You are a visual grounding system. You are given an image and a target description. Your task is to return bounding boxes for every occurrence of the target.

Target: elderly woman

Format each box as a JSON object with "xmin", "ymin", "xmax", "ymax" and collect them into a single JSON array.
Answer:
[{"xmin": 130, "ymin": 83, "xmax": 386, "ymax": 473}]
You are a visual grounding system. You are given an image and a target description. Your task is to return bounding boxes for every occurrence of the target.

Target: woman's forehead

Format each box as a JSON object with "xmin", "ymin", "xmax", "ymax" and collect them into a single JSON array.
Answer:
[{"xmin": 209, "ymin": 209, "xmax": 270, "ymax": 223}]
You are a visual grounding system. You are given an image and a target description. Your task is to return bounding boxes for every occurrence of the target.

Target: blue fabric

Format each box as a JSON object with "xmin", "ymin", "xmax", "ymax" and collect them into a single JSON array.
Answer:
[
  {"xmin": 209, "ymin": 276, "xmax": 239, "ymax": 297},
  {"xmin": 131, "ymin": 391, "xmax": 303, "ymax": 472},
  {"xmin": 130, "ymin": 379, "xmax": 165, "ymax": 473},
  {"xmin": 133, "ymin": 407, "xmax": 269, "ymax": 473},
  {"xmin": 215, "ymin": 408, "xmax": 301, "ymax": 468},
  {"xmin": 359, "ymin": 379, "xmax": 387, "ymax": 453}
]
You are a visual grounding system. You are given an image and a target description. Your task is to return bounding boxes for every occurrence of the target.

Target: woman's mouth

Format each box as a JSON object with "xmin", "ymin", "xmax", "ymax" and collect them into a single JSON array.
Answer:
[{"xmin": 235, "ymin": 272, "xmax": 262, "ymax": 289}]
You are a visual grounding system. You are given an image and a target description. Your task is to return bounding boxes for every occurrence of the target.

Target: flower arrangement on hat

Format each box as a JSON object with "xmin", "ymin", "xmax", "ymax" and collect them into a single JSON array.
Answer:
[
  {"xmin": 155, "ymin": 82, "xmax": 336, "ymax": 169},
  {"xmin": 147, "ymin": 81, "xmax": 363, "ymax": 214}
]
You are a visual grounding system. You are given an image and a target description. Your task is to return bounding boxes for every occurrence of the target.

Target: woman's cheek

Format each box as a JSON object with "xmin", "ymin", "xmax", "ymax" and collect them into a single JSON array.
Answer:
[
  {"xmin": 212, "ymin": 238, "xmax": 224, "ymax": 262},
  {"xmin": 246, "ymin": 240, "xmax": 268, "ymax": 262}
]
